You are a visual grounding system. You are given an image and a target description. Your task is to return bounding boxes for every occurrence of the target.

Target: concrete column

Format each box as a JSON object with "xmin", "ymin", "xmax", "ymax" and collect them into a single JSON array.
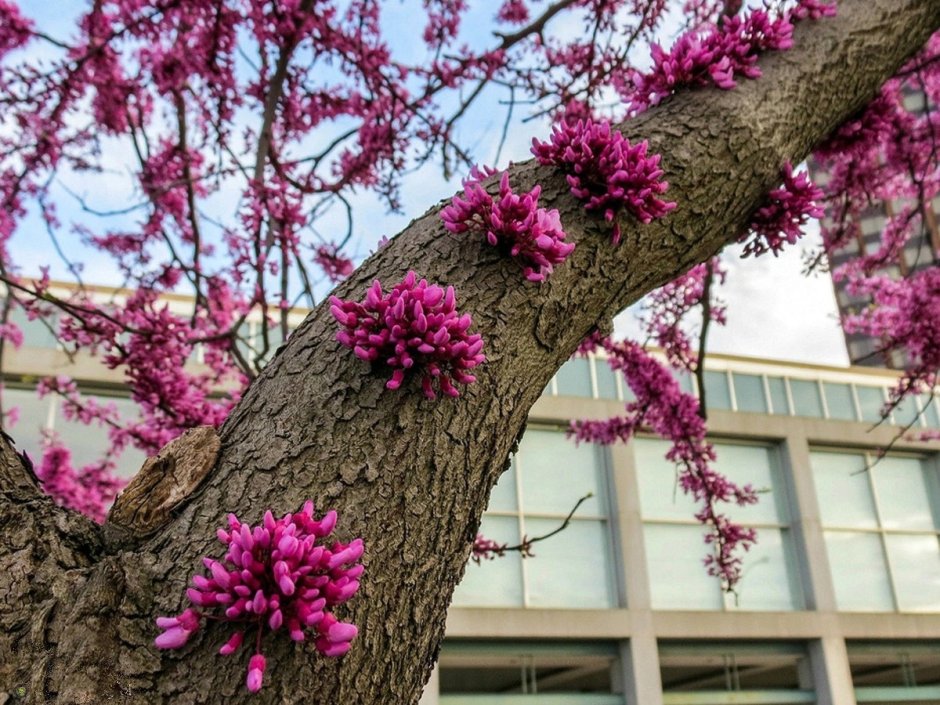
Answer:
[
  {"xmin": 620, "ymin": 631, "xmax": 664, "ymax": 705},
  {"xmin": 608, "ymin": 441, "xmax": 652, "ymax": 610},
  {"xmin": 782, "ymin": 432, "xmax": 855, "ymax": 705},
  {"xmin": 779, "ymin": 431, "xmax": 838, "ymax": 611},
  {"xmin": 810, "ymin": 637, "xmax": 857, "ymax": 705},
  {"xmin": 609, "ymin": 442, "xmax": 663, "ymax": 705}
]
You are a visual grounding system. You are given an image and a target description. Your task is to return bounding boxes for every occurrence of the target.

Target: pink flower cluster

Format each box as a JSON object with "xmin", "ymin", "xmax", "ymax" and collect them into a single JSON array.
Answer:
[
  {"xmin": 155, "ymin": 502, "xmax": 364, "ymax": 693},
  {"xmin": 627, "ymin": 1, "xmax": 835, "ymax": 113},
  {"xmin": 0, "ymin": 0, "xmax": 32, "ymax": 58},
  {"xmin": 842, "ymin": 267, "xmax": 940, "ymax": 413},
  {"xmin": 640, "ymin": 258, "xmax": 727, "ymax": 371},
  {"xmin": 471, "ymin": 534, "xmax": 508, "ymax": 563},
  {"xmin": 314, "ymin": 244, "xmax": 355, "ymax": 284},
  {"xmin": 532, "ymin": 118, "xmax": 675, "ymax": 244},
  {"xmin": 570, "ymin": 337, "xmax": 757, "ymax": 590},
  {"xmin": 34, "ymin": 439, "xmax": 126, "ymax": 524},
  {"xmin": 740, "ymin": 162, "xmax": 824, "ymax": 257},
  {"xmin": 330, "ymin": 271, "xmax": 485, "ymax": 399},
  {"xmin": 440, "ymin": 167, "xmax": 575, "ymax": 282}
]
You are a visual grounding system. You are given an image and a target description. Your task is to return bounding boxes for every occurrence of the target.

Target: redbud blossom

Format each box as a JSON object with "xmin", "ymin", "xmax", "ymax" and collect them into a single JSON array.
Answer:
[
  {"xmin": 314, "ymin": 244, "xmax": 355, "ymax": 284},
  {"xmin": 246, "ymin": 654, "xmax": 266, "ymax": 693},
  {"xmin": 330, "ymin": 271, "xmax": 485, "ymax": 399},
  {"xmin": 627, "ymin": 1, "xmax": 834, "ymax": 113},
  {"xmin": 155, "ymin": 502, "xmax": 364, "ymax": 693},
  {"xmin": 740, "ymin": 162, "xmax": 824, "ymax": 257},
  {"xmin": 570, "ymin": 338, "xmax": 757, "ymax": 590},
  {"xmin": 532, "ymin": 118, "xmax": 675, "ymax": 244},
  {"xmin": 441, "ymin": 167, "xmax": 575, "ymax": 282}
]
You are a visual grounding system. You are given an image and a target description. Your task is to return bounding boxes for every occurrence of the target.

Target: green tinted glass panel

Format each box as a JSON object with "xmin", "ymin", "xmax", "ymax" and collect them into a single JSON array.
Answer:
[
  {"xmin": 518, "ymin": 429, "xmax": 604, "ymax": 515},
  {"xmin": 789, "ymin": 379, "xmax": 824, "ymax": 417},
  {"xmin": 8, "ymin": 304, "xmax": 58, "ymax": 348},
  {"xmin": 767, "ymin": 377, "xmax": 790, "ymax": 415},
  {"xmin": 594, "ymin": 359, "xmax": 619, "ymax": 400},
  {"xmin": 635, "ymin": 438, "xmax": 698, "ymax": 521},
  {"xmin": 732, "ymin": 374, "xmax": 767, "ymax": 413},
  {"xmin": 856, "ymin": 386, "xmax": 886, "ymax": 423},
  {"xmin": 713, "ymin": 443, "xmax": 786, "ymax": 525},
  {"xmin": 676, "ymin": 370, "xmax": 695, "ymax": 396},
  {"xmin": 885, "ymin": 534, "xmax": 940, "ymax": 612},
  {"xmin": 823, "ymin": 383, "xmax": 856, "ymax": 420},
  {"xmin": 732, "ymin": 528, "xmax": 803, "ymax": 611},
  {"xmin": 645, "ymin": 524, "xmax": 723, "ymax": 610},
  {"xmin": 921, "ymin": 395, "xmax": 940, "ymax": 427},
  {"xmin": 872, "ymin": 457, "xmax": 935, "ymax": 531},
  {"xmin": 4, "ymin": 387, "xmax": 51, "ymax": 460},
  {"xmin": 487, "ymin": 457, "xmax": 518, "ymax": 513},
  {"xmin": 810, "ymin": 451, "xmax": 878, "ymax": 529},
  {"xmin": 556, "ymin": 358, "xmax": 593, "ymax": 397},
  {"xmin": 452, "ymin": 515, "xmax": 522, "ymax": 607},
  {"xmin": 703, "ymin": 370, "xmax": 732, "ymax": 410},
  {"xmin": 524, "ymin": 519, "xmax": 616, "ymax": 608},
  {"xmin": 825, "ymin": 531, "xmax": 894, "ymax": 611},
  {"xmin": 893, "ymin": 395, "xmax": 920, "ymax": 427}
]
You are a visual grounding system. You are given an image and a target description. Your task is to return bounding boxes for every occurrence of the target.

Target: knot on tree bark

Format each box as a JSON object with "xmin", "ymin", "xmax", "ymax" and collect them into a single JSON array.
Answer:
[{"xmin": 106, "ymin": 426, "xmax": 221, "ymax": 545}]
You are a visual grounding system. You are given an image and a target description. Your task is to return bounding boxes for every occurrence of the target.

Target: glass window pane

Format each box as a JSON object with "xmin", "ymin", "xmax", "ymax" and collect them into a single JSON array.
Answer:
[
  {"xmin": 55, "ymin": 399, "xmax": 112, "ymax": 468},
  {"xmin": 713, "ymin": 443, "xmax": 786, "ymax": 525},
  {"xmin": 594, "ymin": 359, "xmax": 619, "ymax": 400},
  {"xmin": 885, "ymin": 534, "xmax": 940, "ymax": 612},
  {"xmin": 676, "ymin": 370, "xmax": 695, "ymax": 396},
  {"xmin": 4, "ymin": 386, "xmax": 52, "ymax": 460},
  {"xmin": 811, "ymin": 451, "xmax": 878, "ymax": 528},
  {"xmin": 8, "ymin": 304, "xmax": 58, "ymax": 348},
  {"xmin": 824, "ymin": 531, "xmax": 895, "ymax": 611},
  {"xmin": 703, "ymin": 370, "xmax": 732, "ymax": 410},
  {"xmin": 635, "ymin": 438, "xmax": 699, "ymax": 521},
  {"xmin": 555, "ymin": 358, "xmax": 593, "ymax": 397},
  {"xmin": 732, "ymin": 374, "xmax": 767, "ymax": 414},
  {"xmin": 108, "ymin": 397, "xmax": 148, "ymax": 477},
  {"xmin": 733, "ymin": 528, "xmax": 803, "ymax": 611},
  {"xmin": 518, "ymin": 430, "xmax": 605, "ymax": 515},
  {"xmin": 645, "ymin": 524, "xmax": 723, "ymax": 610},
  {"xmin": 789, "ymin": 379, "xmax": 824, "ymax": 417},
  {"xmin": 872, "ymin": 457, "xmax": 936, "ymax": 531},
  {"xmin": 824, "ymin": 382, "xmax": 856, "ymax": 421},
  {"xmin": 856, "ymin": 386, "xmax": 886, "ymax": 423},
  {"xmin": 767, "ymin": 376, "xmax": 790, "ymax": 415},
  {"xmin": 487, "ymin": 458, "xmax": 518, "ymax": 513},
  {"xmin": 452, "ymin": 516, "xmax": 523, "ymax": 607},
  {"xmin": 921, "ymin": 395, "xmax": 940, "ymax": 428},
  {"xmin": 524, "ymin": 519, "xmax": 616, "ymax": 608},
  {"xmin": 893, "ymin": 395, "xmax": 920, "ymax": 428}
]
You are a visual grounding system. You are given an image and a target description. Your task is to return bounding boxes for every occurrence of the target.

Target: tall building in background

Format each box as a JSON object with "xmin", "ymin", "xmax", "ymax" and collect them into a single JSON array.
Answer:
[
  {"xmin": 4, "ymin": 283, "xmax": 940, "ymax": 705},
  {"xmin": 814, "ymin": 89, "xmax": 940, "ymax": 369}
]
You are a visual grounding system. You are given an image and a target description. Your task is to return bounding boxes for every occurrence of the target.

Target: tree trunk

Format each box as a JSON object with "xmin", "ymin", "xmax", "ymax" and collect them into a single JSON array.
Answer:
[{"xmin": 3, "ymin": 1, "xmax": 939, "ymax": 702}]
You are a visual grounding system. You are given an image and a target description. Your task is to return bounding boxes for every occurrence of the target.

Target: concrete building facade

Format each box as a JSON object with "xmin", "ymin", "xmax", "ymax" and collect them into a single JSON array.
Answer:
[{"xmin": 426, "ymin": 354, "xmax": 940, "ymax": 705}]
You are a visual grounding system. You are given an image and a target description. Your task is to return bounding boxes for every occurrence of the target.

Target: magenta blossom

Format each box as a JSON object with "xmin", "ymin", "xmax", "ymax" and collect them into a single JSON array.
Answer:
[
  {"xmin": 330, "ymin": 271, "xmax": 485, "ymax": 399},
  {"xmin": 314, "ymin": 244, "xmax": 355, "ymax": 284},
  {"xmin": 441, "ymin": 166, "xmax": 575, "ymax": 282},
  {"xmin": 741, "ymin": 162, "xmax": 824, "ymax": 257},
  {"xmin": 570, "ymin": 337, "xmax": 757, "ymax": 590},
  {"xmin": 155, "ymin": 502, "xmax": 364, "ymax": 693},
  {"xmin": 532, "ymin": 118, "xmax": 675, "ymax": 244}
]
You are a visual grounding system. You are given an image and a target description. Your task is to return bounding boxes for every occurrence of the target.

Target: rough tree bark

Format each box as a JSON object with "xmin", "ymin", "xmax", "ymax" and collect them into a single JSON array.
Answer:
[{"xmin": 2, "ymin": 1, "xmax": 939, "ymax": 702}]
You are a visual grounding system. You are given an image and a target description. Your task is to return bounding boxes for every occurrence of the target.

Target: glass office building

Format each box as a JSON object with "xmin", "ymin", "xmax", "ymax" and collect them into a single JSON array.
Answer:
[{"xmin": 425, "ymin": 354, "xmax": 940, "ymax": 705}]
